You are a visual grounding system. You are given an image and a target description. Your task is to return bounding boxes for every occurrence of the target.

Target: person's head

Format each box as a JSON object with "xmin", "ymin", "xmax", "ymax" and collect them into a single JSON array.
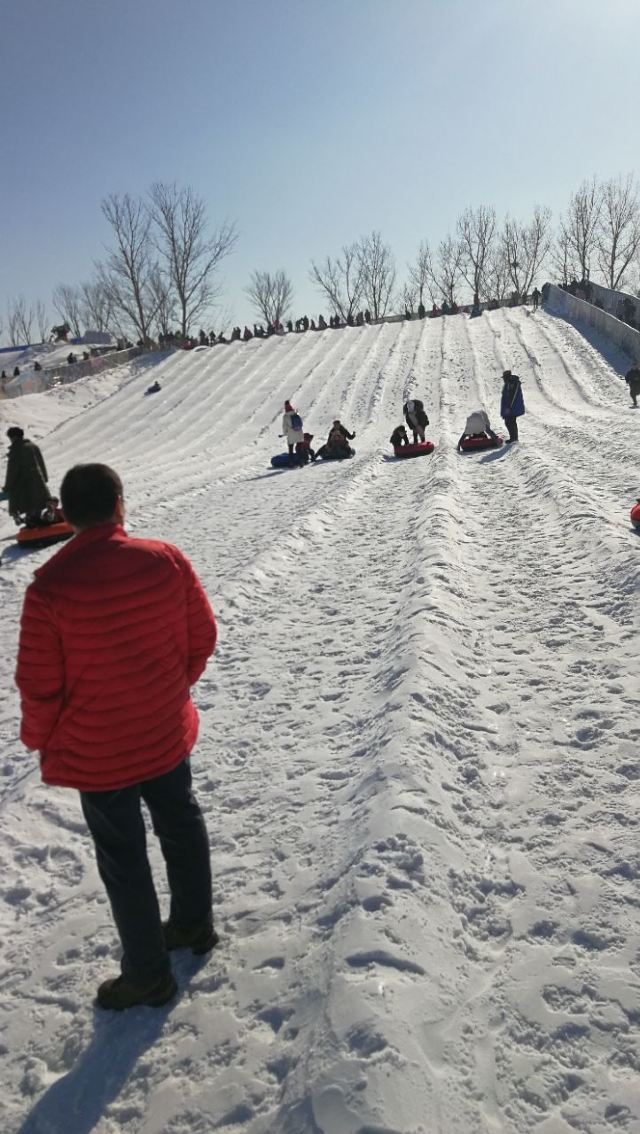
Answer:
[
  {"xmin": 60, "ymin": 463, "xmax": 124, "ymax": 531},
  {"xmin": 333, "ymin": 419, "xmax": 341, "ymax": 425},
  {"xmin": 502, "ymin": 369, "xmax": 512, "ymax": 379},
  {"xmin": 284, "ymin": 400, "xmax": 293, "ymax": 412},
  {"xmin": 7, "ymin": 426, "xmax": 24, "ymax": 441}
]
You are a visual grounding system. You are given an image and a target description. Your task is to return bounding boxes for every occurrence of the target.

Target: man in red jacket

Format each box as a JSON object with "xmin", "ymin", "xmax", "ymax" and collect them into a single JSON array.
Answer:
[{"xmin": 16, "ymin": 464, "xmax": 218, "ymax": 1010}]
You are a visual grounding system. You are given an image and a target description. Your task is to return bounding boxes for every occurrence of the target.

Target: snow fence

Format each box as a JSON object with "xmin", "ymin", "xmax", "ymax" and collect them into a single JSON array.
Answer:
[
  {"xmin": 2, "ymin": 346, "xmax": 149, "ymax": 399},
  {"xmin": 546, "ymin": 283, "xmax": 640, "ymax": 361}
]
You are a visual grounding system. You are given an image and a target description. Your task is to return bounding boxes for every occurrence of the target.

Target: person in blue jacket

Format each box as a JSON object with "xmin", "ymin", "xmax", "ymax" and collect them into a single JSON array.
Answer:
[{"xmin": 500, "ymin": 369, "xmax": 525, "ymax": 443}]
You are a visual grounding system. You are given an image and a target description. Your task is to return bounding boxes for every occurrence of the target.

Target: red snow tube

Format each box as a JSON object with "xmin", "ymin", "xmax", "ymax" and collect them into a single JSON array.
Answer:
[
  {"xmin": 631, "ymin": 501, "xmax": 640, "ymax": 529},
  {"xmin": 394, "ymin": 441, "xmax": 435, "ymax": 458},
  {"xmin": 16, "ymin": 521, "xmax": 74, "ymax": 548},
  {"xmin": 459, "ymin": 435, "xmax": 503, "ymax": 452}
]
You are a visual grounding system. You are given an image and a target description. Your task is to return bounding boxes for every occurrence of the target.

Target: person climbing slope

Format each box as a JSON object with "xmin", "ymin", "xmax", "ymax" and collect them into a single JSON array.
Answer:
[{"xmin": 499, "ymin": 370, "xmax": 525, "ymax": 443}]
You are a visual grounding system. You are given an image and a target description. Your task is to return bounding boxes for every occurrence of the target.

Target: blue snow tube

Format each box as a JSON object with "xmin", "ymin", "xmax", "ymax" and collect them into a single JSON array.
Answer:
[{"xmin": 271, "ymin": 452, "xmax": 304, "ymax": 468}]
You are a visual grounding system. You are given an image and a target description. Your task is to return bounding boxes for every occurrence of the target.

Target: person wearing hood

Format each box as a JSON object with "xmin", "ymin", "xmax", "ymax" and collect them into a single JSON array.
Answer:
[
  {"xmin": 2, "ymin": 427, "xmax": 51, "ymax": 525},
  {"xmin": 281, "ymin": 400, "xmax": 304, "ymax": 463},
  {"xmin": 403, "ymin": 399, "xmax": 429, "ymax": 443},
  {"xmin": 500, "ymin": 369, "xmax": 525, "ymax": 442}
]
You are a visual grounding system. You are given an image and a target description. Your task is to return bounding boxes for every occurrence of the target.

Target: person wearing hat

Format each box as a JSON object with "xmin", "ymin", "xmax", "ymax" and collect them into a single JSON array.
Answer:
[
  {"xmin": 500, "ymin": 369, "xmax": 525, "ymax": 443},
  {"xmin": 281, "ymin": 400, "xmax": 304, "ymax": 464},
  {"xmin": 2, "ymin": 427, "xmax": 51, "ymax": 525}
]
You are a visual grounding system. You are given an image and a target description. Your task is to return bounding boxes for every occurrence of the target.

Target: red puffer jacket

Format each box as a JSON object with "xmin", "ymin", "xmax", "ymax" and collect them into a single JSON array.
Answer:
[{"xmin": 16, "ymin": 523, "xmax": 217, "ymax": 791}]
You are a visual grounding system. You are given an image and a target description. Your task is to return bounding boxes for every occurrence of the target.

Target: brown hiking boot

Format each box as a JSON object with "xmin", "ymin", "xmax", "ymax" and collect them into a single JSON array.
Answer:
[
  {"xmin": 162, "ymin": 920, "xmax": 219, "ymax": 955},
  {"xmin": 96, "ymin": 972, "xmax": 177, "ymax": 1011}
]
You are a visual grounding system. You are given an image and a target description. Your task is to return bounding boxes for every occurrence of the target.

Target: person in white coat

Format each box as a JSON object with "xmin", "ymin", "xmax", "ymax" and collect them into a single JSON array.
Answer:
[
  {"xmin": 282, "ymin": 400, "xmax": 304, "ymax": 463},
  {"xmin": 457, "ymin": 409, "xmax": 499, "ymax": 450}
]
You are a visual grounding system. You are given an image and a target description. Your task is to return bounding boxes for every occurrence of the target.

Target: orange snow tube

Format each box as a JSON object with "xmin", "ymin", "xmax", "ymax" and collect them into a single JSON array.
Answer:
[
  {"xmin": 16, "ymin": 521, "xmax": 74, "ymax": 548},
  {"xmin": 631, "ymin": 501, "xmax": 640, "ymax": 530}
]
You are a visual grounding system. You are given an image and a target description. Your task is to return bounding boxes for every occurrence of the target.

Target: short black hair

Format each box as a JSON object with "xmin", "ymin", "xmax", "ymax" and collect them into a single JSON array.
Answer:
[
  {"xmin": 60, "ymin": 463, "xmax": 123, "ymax": 528},
  {"xmin": 7, "ymin": 426, "xmax": 24, "ymax": 440}
]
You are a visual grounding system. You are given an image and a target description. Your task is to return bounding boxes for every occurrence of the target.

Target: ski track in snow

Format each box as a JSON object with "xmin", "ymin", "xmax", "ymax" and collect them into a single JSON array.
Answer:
[{"xmin": 1, "ymin": 312, "xmax": 639, "ymax": 1134}]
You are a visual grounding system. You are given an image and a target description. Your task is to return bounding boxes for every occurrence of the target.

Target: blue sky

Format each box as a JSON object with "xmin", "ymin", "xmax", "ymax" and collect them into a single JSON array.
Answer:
[{"xmin": 2, "ymin": 0, "xmax": 639, "ymax": 336}]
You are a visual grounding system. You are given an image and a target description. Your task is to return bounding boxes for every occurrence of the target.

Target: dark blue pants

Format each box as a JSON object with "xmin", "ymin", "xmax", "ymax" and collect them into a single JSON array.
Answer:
[
  {"xmin": 504, "ymin": 415, "xmax": 519, "ymax": 441},
  {"xmin": 80, "ymin": 759, "xmax": 212, "ymax": 983}
]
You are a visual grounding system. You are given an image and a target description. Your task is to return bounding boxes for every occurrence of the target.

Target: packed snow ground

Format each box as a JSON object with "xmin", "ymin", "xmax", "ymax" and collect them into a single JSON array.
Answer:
[{"xmin": 1, "ymin": 308, "xmax": 639, "ymax": 1134}]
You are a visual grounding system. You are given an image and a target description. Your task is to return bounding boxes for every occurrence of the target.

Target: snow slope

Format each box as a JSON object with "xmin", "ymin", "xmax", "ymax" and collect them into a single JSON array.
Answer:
[{"xmin": 1, "ymin": 309, "xmax": 639, "ymax": 1134}]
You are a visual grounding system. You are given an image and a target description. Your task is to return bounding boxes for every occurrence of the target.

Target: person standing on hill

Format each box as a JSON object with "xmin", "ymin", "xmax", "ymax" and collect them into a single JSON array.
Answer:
[
  {"xmin": 15, "ymin": 463, "xmax": 218, "ymax": 1011},
  {"xmin": 2, "ymin": 426, "xmax": 51, "ymax": 525},
  {"xmin": 403, "ymin": 398, "xmax": 429, "ymax": 443},
  {"xmin": 624, "ymin": 363, "xmax": 640, "ymax": 407},
  {"xmin": 500, "ymin": 370, "xmax": 525, "ymax": 443},
  {"xmin": 281, "ymin": 400, "xmax": 304, "ymax": 464}
]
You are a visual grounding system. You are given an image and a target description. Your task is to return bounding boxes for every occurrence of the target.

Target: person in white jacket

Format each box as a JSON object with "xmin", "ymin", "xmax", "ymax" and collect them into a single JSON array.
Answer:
[
  {"xmin": 282, "ymin": 400, "xmax": 304, "ymax": 464},
  {"xmin": 457, "ymin": 409, "xmax": 499, "ymax": 450}
]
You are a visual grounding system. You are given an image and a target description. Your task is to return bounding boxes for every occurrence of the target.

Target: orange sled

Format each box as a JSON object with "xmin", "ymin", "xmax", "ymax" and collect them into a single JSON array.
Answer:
[{"xmin": 16, "ymin": 521, "xmax": 74, "ymax": 549}]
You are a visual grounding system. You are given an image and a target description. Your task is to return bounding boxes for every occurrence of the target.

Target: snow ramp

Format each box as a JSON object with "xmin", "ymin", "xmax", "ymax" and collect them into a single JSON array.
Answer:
[{"xmin": 1, "ymin": 310, "xmax": 639, "ymax": 1134}]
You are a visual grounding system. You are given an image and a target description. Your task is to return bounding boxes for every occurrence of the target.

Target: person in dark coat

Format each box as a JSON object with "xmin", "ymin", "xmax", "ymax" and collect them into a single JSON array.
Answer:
[
  {"xmin": 500, "ymin": 370, "xmax": 525, "ymax": 442},
  {"xmin": 531, "ymin": 287, "xmax": 541, "ymax": 310},
  {"xmin": 316, "ymin": 420, "xmax": 356, "ymax": 460},
  {"xmin": 2, "ymin": 427, "xmax": 51, "ymax": 525},
  {"xmin": 296, "ymin": 432, "xmax": 316, "ymax": 464},
  {"xmin": 625, "ymin": 363, "xmax": 640, "ymax": 407},
  {"xmin": 390, "ymin": 425, "xmax": 410, "ymax": 449},
  {"xmin": 403, "ymin": 399, "xmax": 429, "ymax": 443},
  {"xmin": 13, "ymin": 366, "xmax": 20, "ymax": 378}
]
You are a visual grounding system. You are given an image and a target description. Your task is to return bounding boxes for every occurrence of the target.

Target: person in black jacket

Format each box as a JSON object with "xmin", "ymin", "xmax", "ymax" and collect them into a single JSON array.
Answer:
[
  {"xmin": 625, "ymin": 363, "xmax": 640, "ymax": 407},
  {"xmin": 390, "ymin": 425, "xmax": 410, "ymax": 449},
  {"xmin": 316, "ymin": 420, "xmax": 356, "ymax": 460}
]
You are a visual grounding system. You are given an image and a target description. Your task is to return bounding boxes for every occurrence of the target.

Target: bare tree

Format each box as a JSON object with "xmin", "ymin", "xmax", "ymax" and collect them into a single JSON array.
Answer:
[
  {"xmin": 550, "ymin": 223, "xmax": 575, "ymax": 286},
  {"xmin": 457, "ymin": 205, "xmax": 496, "ymax": 300},
  {"xmin": 309, "ymin": 243, "xmax": 365, "ymax": 321},
  {"xmin": 245, "ymin": 269, "xmax": 293, "ymax": 325},
  {"xmin": 32, "ymin": 300, "xmax": 47, "ymax": 343},
  {"xmin": 408, "ymin": 241, "xmax": 433, "ymax": 308},
  {"xmin": 80, "ymin": 278, "xmax": 114, "ymax": 333},
  {"xmin": 559, "ymin": 177, "xmax": 601, "ymax": 282},
  {"xmin": 502, "ymin": 206, "xmax": 552, "ymax": 300},
  {"xmin": 7, "ymin": 296, "xmax": 35, "ymax": 344},
  {"xmin": 401, "ymin": 281, "xmax": 418, "ymax": 314},
  {"xmin": 6, "ymin": 298, "xmax": 24, "ymax": 346},
  {"xmin": 149, "ymin": 182, "xmax": 237, "ymax": 337},
  {"xmin": 484, "ymin": 247, "xmax": 511, "ymax": 302},
  {"xmin": 428, "ymin": 235, "xmax": 464, "ymax": 305},
  {"xmin": 596, "ymin": 173, "xmax": 640, "ymax": 291},
  {"xmin": 99, "ymin": 193, "xmax": 157, "ymax": 343},
  {"xmin": 149, "ymin": 264, "xmax": 176, "ymax": 339},
  {"xmin": 52, "ymin": 283, "xmax": 83, "ymax": 338},
  {"xmin": 357, "ymin": 231, "xmax": 396, "ymax": 319}
]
